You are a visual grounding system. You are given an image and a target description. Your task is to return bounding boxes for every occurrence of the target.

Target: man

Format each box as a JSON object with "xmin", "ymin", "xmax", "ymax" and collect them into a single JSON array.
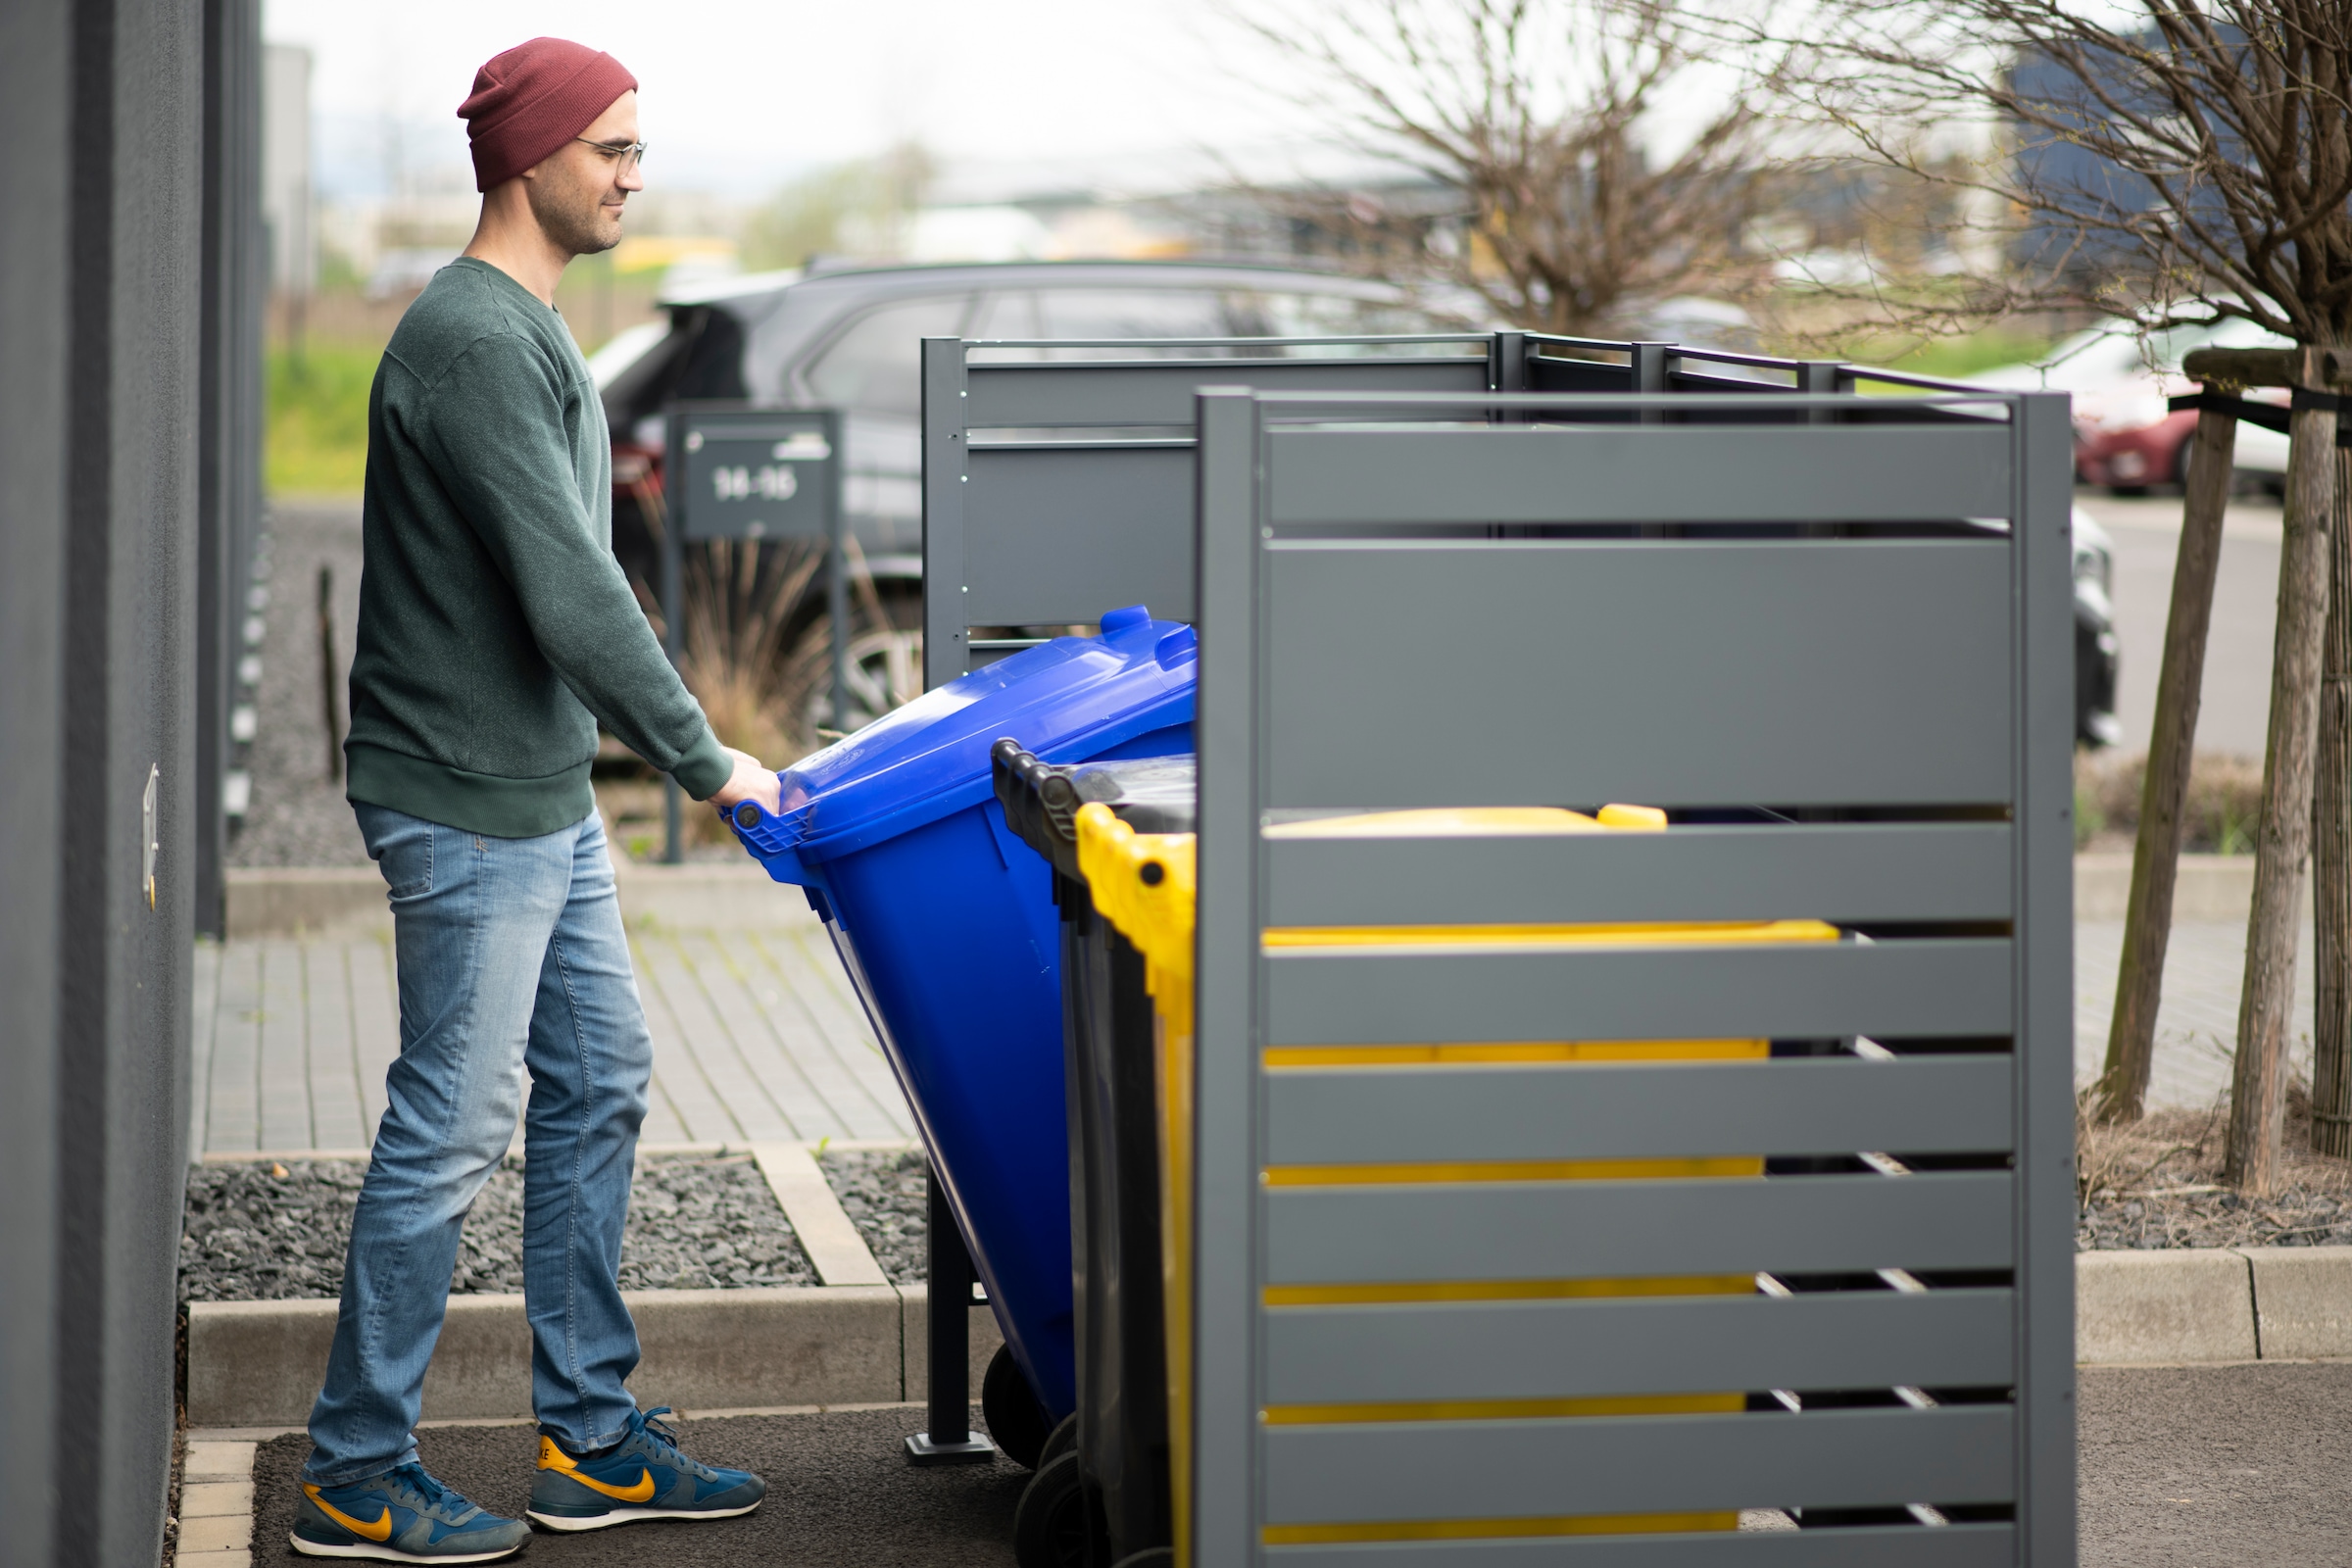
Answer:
[{"xmin": 290, "ymin": 37, "xmax": 782, "ymax": 1563}]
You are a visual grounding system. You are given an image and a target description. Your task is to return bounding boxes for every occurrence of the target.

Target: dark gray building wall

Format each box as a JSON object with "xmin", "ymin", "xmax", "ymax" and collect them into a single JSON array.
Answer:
[
  {"xmin": 0, "ymin": 4, "xmax": 73, "ymax": 1562},
  {"xmin": 1, "ymin": 2, "xmax": 205, "ymax": 1564}
]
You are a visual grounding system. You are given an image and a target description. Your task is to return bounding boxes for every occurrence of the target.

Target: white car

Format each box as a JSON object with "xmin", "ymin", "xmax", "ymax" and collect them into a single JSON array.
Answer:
[{"xmin": 1972, "ymin": 318, "xmax": 2291, "ymax": 493}]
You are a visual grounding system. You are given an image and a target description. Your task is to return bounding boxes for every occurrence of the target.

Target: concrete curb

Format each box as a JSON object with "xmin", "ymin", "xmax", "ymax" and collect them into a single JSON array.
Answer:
[
  {"xmin": 184, "ymin": 1283, "xmax": 997, "ymax": 1428},
  {"xmin": 223, "ymin": 861, "xmax": 806, "ymax": 938},
  {"xmin": 2076, "ymin": 1249, "xmax": 2256, "ymax": 1363},
  {"xmin": 182, "ymin": 1139, "xmax": 1006, "ymax": 1428},
  {"xmin": 2074, "ymin": 853, "xmax": 2259, "ymax": 921},
  {"xmin": 187, "ymin": 1246, "xmax": 2335, "ymax": 1426},
  {"xmin": 2078, "ymin": 1246, "xmax": 2352, "ymax": 1363}
]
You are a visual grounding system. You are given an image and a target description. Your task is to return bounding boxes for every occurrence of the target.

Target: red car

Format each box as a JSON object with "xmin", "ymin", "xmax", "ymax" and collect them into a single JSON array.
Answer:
[{"xmin": 2076, "ymin": 408, "xmax": 2199, "ymax": 490}]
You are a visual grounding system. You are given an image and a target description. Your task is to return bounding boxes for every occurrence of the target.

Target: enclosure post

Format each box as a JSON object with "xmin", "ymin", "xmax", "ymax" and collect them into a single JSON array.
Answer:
[
  {"xmin": 2229, "ymin": 353, "xmax": 2337, "ymax": 1192},
  {"xmin": 318, "ymin": 564, "xmax": 342, "ymax": 782},
  {"xmin": 1635, "ymin": 343, "xmax": 1671, "ymax": 542},
  {"xmin": 1491, "ymin": 330, "xmax": 1525, "ymax": 392},
  {"xmin": 906, "ymin": 1162, "xmax": 996, "ymax": 1464},
  {"xmin": 660, "ymin": 445, "xmax": 684, "ymax": 864},
  {"xmin": 826, "ymin": 408, "xmax": 852, "ymax": 735},
  {"xmin": 2315, "ymin": 428, "xmax": 2352, "ymax": 1155},
  {"xmin": 920, "ymin": 337, "xmax": 969, "ymax": 690},
  {"xmin": 1633, "ymin": 340, "xmax": 1669, "ymax": 419},
  {"xmin": 2098, "ymin": 400, "xmax": 2236, "ymax": 1121}
]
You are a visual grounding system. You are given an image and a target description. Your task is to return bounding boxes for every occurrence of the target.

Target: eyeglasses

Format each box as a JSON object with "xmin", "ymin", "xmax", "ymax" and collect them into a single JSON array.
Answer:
[{"xmin": 573, "ymin": 138, "xmax": 646, "ymax": 172}]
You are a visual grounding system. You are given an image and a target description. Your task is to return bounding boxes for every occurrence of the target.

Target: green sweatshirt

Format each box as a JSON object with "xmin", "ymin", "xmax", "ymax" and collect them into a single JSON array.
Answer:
[{"xmin": 345, "ymin": 258, "xmax": 730, "ymax": 837}]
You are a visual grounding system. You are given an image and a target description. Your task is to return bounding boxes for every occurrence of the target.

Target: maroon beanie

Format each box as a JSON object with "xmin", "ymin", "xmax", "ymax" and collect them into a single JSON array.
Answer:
[{"xmin": 458, "ymin": 37, "xmax": 637, "ymax": 192}]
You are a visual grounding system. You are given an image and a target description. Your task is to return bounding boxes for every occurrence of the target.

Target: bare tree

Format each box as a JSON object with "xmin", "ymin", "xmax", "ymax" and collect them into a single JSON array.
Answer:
[
  {"xmin": 1221, "ymin": 0, "xmax": 1788, "ymax": 335},
  {"xmin": 1761, "ymin": 2, "xmax": 2352, "ymax": 339},
  {"xmin": 1770, "ymin": 0, "xmax": 2352, "ymax": 1192}
]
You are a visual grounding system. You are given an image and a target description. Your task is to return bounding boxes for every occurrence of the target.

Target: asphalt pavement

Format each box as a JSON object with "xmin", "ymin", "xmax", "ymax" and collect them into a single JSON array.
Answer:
[
  {"xmin": 250, "ymin": 1406, "xmax": 1023, "ymax": 1566},
  {"xmin": 2082, "ymin": 1361, "xmax": 2352, "ymax": 1566},
  {"xmin": 2075, "ymin": 490, "xmax": 2283, "ymax": 760},
  {"xmin": 235, "ymin": 1368, "xmax": 2352, "ymax": 1566}
]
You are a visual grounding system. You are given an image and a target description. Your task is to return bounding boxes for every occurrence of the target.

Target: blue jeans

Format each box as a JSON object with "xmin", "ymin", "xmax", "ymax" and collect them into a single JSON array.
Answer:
[{"xmin": 304, "ymin": 803, "xmax": 652, "ymax": 1485}]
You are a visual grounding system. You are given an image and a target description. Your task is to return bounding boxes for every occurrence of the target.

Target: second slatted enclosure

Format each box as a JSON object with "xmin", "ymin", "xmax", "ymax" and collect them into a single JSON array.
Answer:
[
  {"xmin": 918, "ymin": 329, "xmax": 1503, "ymax": 686},
  {"xmin": 1184, "ymin": 385, "xmax": 2077, "ymax": 1565}
]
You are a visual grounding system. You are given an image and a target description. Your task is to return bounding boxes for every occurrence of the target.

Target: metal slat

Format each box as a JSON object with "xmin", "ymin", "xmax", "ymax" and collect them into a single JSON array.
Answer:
[
  {"xmin": 1264, "ymin": 541, "xmax": 2012, "ymax": 808},
  {"xmin": 1262, "ymin": 1289, "xmax": 2016, "ymax": 1403},
  {"xmin": 962, "ymin": 443, "xmax": 1197, "ymax": 623},
  {"xmin": 1264, "ymin": 1172, "xmax": 2015, "ymax": 1283},
  {"xmin": 1262, "ymin": 1055, "xmax": 2015, "ymax": 1165},
  {"xmin": 1265, "ymin": 823, "xmax": 2014, "ymax": 926},
  {"xmin": 966, "ymin": 355, "xmax": 1490, "ymax": 428},
  {"xmin": 1261, "ymin": 1406, "xmax": 2016, "ymax": 1523},
  {"xmin": 1260, "ymin": 1523, "xmax": 2015, "ymax": 1567},
  {"xmin": 1264, "ymin": 941, "xmax": 2014, "ymax": 1046},
  {"xmin": 1266, "ymin": 424, "xmax": 2013, "ymax": 524}
]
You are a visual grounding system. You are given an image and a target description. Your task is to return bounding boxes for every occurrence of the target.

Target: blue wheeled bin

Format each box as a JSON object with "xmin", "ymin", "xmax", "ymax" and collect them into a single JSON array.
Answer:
[{"xmin": 723, "ymin": 604, "xmax": 1196, "ymax": 1422}]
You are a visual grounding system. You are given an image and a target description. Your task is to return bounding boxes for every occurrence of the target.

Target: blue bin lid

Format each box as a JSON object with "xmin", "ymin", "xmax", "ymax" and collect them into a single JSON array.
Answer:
[{"xmin": 729, "ymin": 605, "xmax": 1196, "ymax": 876}]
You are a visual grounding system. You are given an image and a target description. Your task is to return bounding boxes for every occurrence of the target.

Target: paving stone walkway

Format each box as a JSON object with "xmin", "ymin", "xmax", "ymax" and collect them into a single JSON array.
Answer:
[
  {"xmin": 2075, "ymin": 919, "xmax": 2316, "ymax": 1112},
  {"xmin": 190, "ymin": 916, "xmax": 913, "ymax": 1156},
  {"xmin": 192, "ymin": 911, "xmax": 2306, "ymax": 1157}
]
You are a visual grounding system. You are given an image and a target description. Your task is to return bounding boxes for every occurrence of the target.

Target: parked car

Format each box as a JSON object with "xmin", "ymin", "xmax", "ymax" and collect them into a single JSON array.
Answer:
[
  {"xmin": 2072, "ymin": 506, "xmax": 2121, "ymax": 748},
  {"xmin": 590, "ymin": 259, "xmax": 1474, "ymax": 726},
  {"xmin": 1972, "ymin": 318, "xmax": 2292, "ymax": 494}
]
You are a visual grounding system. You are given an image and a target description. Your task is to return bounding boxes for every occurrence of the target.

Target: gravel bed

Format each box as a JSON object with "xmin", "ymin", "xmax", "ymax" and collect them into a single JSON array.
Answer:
[
  {"xmin": 179, "ymin": 1152, "xmax": 811, "ymax": 1302},
  {"xmin": 2081, "ymin": 1188, "xmax": 2352, "ymax": 1250},
  {"xmin": 2079, "ymin": 1101, "xmax": 2352, "ymax": 1250},
  {"xmin": 818, "ymin": 1148, "xmax": 928, "ymax": 1285}
]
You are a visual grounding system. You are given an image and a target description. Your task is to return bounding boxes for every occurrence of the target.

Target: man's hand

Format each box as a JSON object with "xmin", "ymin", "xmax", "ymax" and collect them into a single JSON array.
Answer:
[{"xmin": 708, "ymin": 747, "xmax": 782, "ymax": 815}]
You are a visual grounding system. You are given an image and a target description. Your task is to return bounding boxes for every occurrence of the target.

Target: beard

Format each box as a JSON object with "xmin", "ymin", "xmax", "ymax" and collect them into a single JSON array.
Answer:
[{"xmin": 527, "ymin": 163, "xmax": 621, "ymax": 258}]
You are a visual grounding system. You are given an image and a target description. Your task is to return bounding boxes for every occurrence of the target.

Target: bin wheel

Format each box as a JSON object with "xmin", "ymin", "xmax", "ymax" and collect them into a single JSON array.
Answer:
[
  {"xmin": 1012, "ymin": 1449, "xmax": 1109, "ymax": 1568},
  {"xmin": 1038, "ymin": 1413, "xmax": 1079, "ymax": 1472},
  {"xmin": 982, "ymin": 1344, "xmax": 1055, "ymax": 1470}
]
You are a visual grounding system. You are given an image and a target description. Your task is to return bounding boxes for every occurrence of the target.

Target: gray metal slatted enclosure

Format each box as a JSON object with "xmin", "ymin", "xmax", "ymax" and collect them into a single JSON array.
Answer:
[
  {"xmin": 1188, "ymin": 383, "xmax": 2076, "ymax": 1564},
  {"xmin": 918, "ymin": 332, "xmax": 1507, "ymax": 687}
]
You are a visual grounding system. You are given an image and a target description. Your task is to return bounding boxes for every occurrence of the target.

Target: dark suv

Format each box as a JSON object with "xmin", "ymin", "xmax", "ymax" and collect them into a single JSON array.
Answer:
[
  {"xmin": 593, "ymin": 260, "xmax": 2120, "ymax": 747},
  {"xmin": 591, "ymin": 260, "xmax": 1466, "ymax": 720}
]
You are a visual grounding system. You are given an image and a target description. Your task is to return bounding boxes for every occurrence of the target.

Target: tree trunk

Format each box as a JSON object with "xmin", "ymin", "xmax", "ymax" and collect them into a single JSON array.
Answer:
[
  {"xmin": 2314, "ymin": 437, "xmax": 2352, "ymax": 1157},
  {"xmin": 2228, "ymin": 354, "xmax": 2337, "ymax": 1194},
  {"xmin": 2098, "ymin": 406, "xmax": 2237, "ymax": 1121}
]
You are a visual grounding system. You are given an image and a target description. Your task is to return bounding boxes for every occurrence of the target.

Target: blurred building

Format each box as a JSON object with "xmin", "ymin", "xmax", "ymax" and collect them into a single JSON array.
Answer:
[{"xmin": 263, "ymin": 43, "xmax": 314, "ymax": 296}]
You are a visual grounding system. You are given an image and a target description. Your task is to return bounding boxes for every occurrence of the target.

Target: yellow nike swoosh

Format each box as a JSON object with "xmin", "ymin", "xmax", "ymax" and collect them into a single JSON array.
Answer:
[
  {"xmin": 303, "ymin": 1484, "xmax": 394, "ymax": 1542},
  {"xmin": 538, "ymin": 1438, "xmax": 659, "ymax": 1503},
  {"xmin": 564, "ymin": 1465, "xmax": 659, "ymax": 1502}
]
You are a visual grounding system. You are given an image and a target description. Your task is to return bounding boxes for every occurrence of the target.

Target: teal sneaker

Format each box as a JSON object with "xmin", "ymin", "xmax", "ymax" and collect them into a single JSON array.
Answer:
[
  {"xmin": 291, "ymin": 1462, "xmax": 529, "ymax": 1561},
  {"xmin": 526, "ymin": 1406, "xmax": 765, "ymax": 1532}
]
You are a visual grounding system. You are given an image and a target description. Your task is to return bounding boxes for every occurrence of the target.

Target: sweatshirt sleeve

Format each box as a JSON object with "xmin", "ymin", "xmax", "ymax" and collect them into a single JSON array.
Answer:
[{"xmin": 420, "ymin": 331, "xmax": 735, "ymax": 801}]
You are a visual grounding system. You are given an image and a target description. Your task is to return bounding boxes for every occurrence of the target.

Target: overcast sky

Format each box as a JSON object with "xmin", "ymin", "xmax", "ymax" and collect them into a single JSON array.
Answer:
[{"xmin": 263, "ymin": 0, "xmax": 1316, "ymax": 200}]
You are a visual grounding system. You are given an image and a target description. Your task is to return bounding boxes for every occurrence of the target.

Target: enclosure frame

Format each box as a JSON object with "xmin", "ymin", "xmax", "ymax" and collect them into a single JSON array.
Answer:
[{"xmin": 917, "ymin": 331, "xmax": 1976, "ymax": 691}]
